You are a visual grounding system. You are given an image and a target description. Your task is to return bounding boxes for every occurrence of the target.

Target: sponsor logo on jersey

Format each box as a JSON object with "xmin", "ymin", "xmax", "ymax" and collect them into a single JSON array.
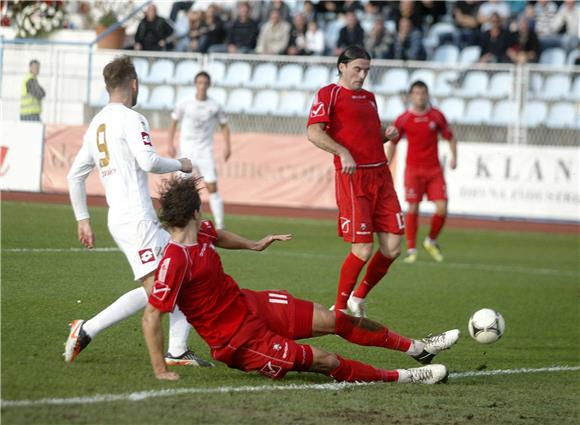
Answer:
[
  {"xmin": 429, "ymin": 121, "xmax": 437, "ymax": 130},
  {"xmin": 138, "ymin": 248, "xmax": 155, "ymax": 264},
  {"xmin": 273, "ymin": 343, "xmax": 282, "ymax": 351},
  {"xmin": 310, "ymin": 102, "xmax": 326, "ymax": 118},
  {"xmin": 141, "ymin": 132, "xmax": 152, "ymax": 146},
  {"xmin": 260, "ymin": 361, "xmax": 283, "ymax": 378},
  {"xmin": 340, "ymin": 217, "xmax": 351, "ymax": 233},
  {"xmin": 352, "ymin": 95, "xmax": 366, "ymax": 99},
  {"xmin": 282, "ymin": 342, "xmax": 289, "ymax": 359}
]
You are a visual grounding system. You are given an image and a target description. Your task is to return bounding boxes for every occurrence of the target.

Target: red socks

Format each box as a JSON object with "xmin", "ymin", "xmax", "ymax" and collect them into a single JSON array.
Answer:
[
  {"xmin": 329, "ymin": 355, "xmax": 399, "ymax": 382},
  {"xmin": 334, "ymin": 310, "xmax": 412, "ymax": 352},
  {"xmin": 405, "ymin": 212, "xmax": 418, "ymax": 250},
  {"xmin": 335, "ymin": 253, "xmax": 366, "ymax": 310},
  {"xmin": 429, "ymin": 214, "xmax": 447, "ymax": 241},
  {"xmin": 352, "ymin": 250, "xmax": 395, "ymax": 299}
]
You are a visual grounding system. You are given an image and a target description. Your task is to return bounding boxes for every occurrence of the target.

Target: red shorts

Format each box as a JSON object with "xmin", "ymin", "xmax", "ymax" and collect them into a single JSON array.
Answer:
[
  {"xmin": 335, "ymin": 164, "xmax": 404, "ymax": 243},
  {"xmin": 211, "ymin": 290, "xmax": 314, "ymax": 380},
  {"xmin": 404, "ymin": 166, "xmax": 447, "ymax": 203}
]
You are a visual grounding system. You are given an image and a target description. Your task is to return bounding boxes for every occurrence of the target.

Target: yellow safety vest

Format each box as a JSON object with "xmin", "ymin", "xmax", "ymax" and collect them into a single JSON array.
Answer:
[{"xmin": 20, "ymin": 73, "xmax": 42, "ymax": 116}]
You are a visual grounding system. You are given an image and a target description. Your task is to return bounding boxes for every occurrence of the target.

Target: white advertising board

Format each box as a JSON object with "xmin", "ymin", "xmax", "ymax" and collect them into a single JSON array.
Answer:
[
  {"xmin": 394, "ymin": 141, "xmax": 580, "ymax": 222},
  {"xmin": 0, "ymin": 121, "xmax": 44, "ymax": 192}
]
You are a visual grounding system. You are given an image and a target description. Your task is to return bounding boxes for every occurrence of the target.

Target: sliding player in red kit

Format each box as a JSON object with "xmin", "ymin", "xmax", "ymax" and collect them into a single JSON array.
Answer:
[
  {"xmin": 142, "ymin": 177, "xmax": 459, "ymax": 384},
  {"xmin": 307, "ymin": 46, "xmax": 403, "ymax": 318},
  {"xmin": 389, "ymin": 81, "xmax": 458, "ymax": 263}
]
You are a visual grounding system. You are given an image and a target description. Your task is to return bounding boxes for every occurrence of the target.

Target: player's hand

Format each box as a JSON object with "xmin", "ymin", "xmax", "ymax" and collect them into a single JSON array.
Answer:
[
  {"xmin": 223, "ymin": 145, "xmax": 231, "ymax": 162},
  {"xmin": 384, "ymin": 126, "xmax": 399, "ymax": 141},
  {"xmin": 178, "ymin": 158, "xmax": 193, "ymax": 173},
  {"xmin": 253, "ymin": 234, "xmax": 293, "ymax": 251},
  {"xmin": 339, "ymin": 150, "xmax": 356, "ymax": 175},
  {"xmin": 155, "ymin": 371, "xmax": 180, "ymax": 381},
  {"xmin": 77, "ymin": 219, "xmax": 95, "ymax": 249},
  {"xmin": 450, "ymin": 157, "xmax": 457, "ymax": 170}
]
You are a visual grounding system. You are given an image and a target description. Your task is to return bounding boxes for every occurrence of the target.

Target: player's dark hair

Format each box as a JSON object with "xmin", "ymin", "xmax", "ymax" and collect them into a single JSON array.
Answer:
[
  {"xmin": 337, "ymin": 45, "xmax": 371, "ymax": 74},
  {"xmin": 103, "ymin": 55, "xmax": 137, "ymax": 93},
  {"xmin": 409, "ymin": 80, "xmax": 429, "ymax": 93},
  {"xmin": 158, "ymin": 177, "xmax": 203, "ymax": 228},
  {"xmin": 194, "ymin": 71, "xmax": 211, "ymax": 84},
  {"xmin": 29, "ymin": 59, "xmax": 39, "ymax": 67}
]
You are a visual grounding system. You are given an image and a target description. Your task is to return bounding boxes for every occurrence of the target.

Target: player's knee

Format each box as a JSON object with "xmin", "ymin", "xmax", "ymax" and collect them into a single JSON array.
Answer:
[
  {"xmin": 312, "ymin": 303, "xmax": 335, "ymax": 334},
  {"xmin": 351, "ymin": 244, "xmax": 373, "ymax": 261},
  {"xmin": 311, "ymin": 350, "xmax": 339, "ymax": 374}
]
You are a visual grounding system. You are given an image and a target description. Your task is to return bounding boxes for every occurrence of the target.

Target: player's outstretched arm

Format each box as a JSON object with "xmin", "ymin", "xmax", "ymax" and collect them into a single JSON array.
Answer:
[
  {"xmin": 215, "ymin": 230, "xmax": 292, "ymax": 251},
  {"xmin": 142, "ymin": 304, "xmax": 179, "ymax": 381}
]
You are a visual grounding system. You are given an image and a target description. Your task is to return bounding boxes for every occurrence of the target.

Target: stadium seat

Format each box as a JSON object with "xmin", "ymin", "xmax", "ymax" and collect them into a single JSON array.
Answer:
[
  {"xmin": 409, "ymin": 69, "xmax": 435, "ymax": 91},
  {"xmin": 176, "ymin": 87, "xmax": 196, "ymax": 103},
  {"xmin": 439, "ymin": 98, "xmax": 465, "ymax": 123},
  {"xmin": 546, "ymin": 102, "xmax": 577, "ymax": 128},
  {"xmin": 302, "ymin": 65, "xmax": 331, "ymax": 90},
  {"xmin": 225, "ymin": 88, "xmax": 252, "ymax": 113},
  {"xmin": 380, "ymin": 96, "xmax": 406, "ymax": 121},
  {"xmin": 208, "ymin": 87, "xmax": 227, "ymax": 105},
  {"xmin": 457, "ymin": 71, "xmax": 489, "ymax": 97},
  {"xmin": 142, "ymin": 85, "xmax": 174, "ymax": 109},
  {"xmin": 273, "ymin": 91, "xmax": 308, "ymax": 116},
  {"xmin": 247, "ymin": 89, "xmax": 280, "ymax": 115},
  {"xmin": 133, "ymin": 57, "xmax": 149, "ymax": 80},
  {"xmin": 569, "ymin": 76, "xmax": 580, "ymax": 101},
  {"xmin": 432, "ymin": 45, "xmax": 460, "ymax": 64},
  {"xmin": 174, "ymin": 60, "xmax": 200, "ymax": 85},
  {"xmin": 423, "ymin": 22, "xmax": 455, "ymax": 51},
  {"xmin": 528, "ymin": 73, "xmax": 544, "ymax": 98},
  {"xmin": 540, "ymin": 74, "xmax": 572, "ymax": 100},
  {"xmin": 136, "ymin": 85, "xmax": 150, "ymax": 108},
  {"xmin": 273, "ymin": 63, "xmax": 303, "ymax": 89},
  {"xmin": 246, "ymin": 63, "xmax": 278, "ymax": 88},
  {"xmin": 487, "ymin": 72, "xmax": 513, "ymax": 99},
  {"xmin": 221, "ymin": 61, "xmax": 252, "ymax": 88},
  {"xmin": 142, "ymin": 59, "xmax": 174, "ymax": 84},
  {"xmin": 433, "ymin": 71, "xmax": 460, "ymax": 97},
  {"xmin": 461, "ymin": 99, "xmax": 493, "ymax": 124},
  {"xmin": 374, "ymin": 68, "xmax": 408, "ymax": 94},
  {"xmin": 489, "ymin": 100, "xmax": 517, "ymax": 126},
  {"xmin": 567, "ymin": 49, "xmax": 579, "ymax": 65},
  {"xmin": 523, "ymin": 100, "xmax": 548, "ymax": 127},
  {"xmin": 459, "ymin": 46, "xmax": 481, "ymax": 64},
  {"xmin": 89, "ymin": 88, "xmax": 108, "ymax": 108},
  {"xmin": 539, "ymin": 47, "xmax": 567, "ymax": 66},
  {"xmin": 324, "ymin": 19, "xmax": 344, "ymax": 54},
  {"xmin": 207, "ymin": 60, "xmax": 226, "ymax": 85}
]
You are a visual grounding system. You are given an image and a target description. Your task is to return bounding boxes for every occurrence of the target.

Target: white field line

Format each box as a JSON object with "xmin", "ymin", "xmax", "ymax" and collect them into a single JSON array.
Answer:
[
  {"xmin": 4, "ymin": 247, "xmax": 577, "ymax": 278},
  {"xmin": 2, "ymin": 366, "xmax": 579, "ymax": 408}
]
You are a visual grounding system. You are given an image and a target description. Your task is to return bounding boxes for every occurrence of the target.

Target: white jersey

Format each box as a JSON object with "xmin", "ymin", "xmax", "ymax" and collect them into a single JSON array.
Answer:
[
  {"xmin": 171, "ymin": 96, "xmax": 227, "ymax": 157},
  {"xmin": 68, "ymin": 103, "xmax": 181, "ymax": 225}
]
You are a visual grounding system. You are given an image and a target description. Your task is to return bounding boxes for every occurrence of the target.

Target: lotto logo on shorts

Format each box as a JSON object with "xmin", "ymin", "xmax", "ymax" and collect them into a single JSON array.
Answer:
[
  {"xmin": 260, "ymin": 361, "xmax": 283, "ymax": 378},
  {"xmin": 141, "ymin": 132, "xmax": 152, "ymax": 146},
  {"xmin": 340, "ymin": 217, "xmax": 351, "ymax": 233},
  {"xmin": 138, "ymin": 248, "xmax": 155, "ymax": 264}
]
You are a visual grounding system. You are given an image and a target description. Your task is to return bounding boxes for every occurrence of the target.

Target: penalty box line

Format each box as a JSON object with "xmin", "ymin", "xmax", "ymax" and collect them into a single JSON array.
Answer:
[{"xmin": 2, "ymin": 365, "xmax": 579, "ymax": 408}]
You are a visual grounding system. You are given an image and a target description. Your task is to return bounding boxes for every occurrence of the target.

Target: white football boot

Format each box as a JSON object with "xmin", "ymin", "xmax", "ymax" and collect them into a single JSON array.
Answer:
[
  {"xmin": 397, "ymin": 364, "xmax": 448, "ymax": 384},
  {"xmin": 412, "ymin": 329, "xmax": 460, "ymax": 364}
]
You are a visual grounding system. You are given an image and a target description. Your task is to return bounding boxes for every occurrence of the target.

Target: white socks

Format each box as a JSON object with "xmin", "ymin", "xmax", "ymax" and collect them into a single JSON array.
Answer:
[
  {"xmin": 167, "ymin": 306, "xmax": 191, "ymax": 357},
  {"xmin": 83, "ymin": 287, "xmax": 148, "ymax": 338},
  {"xmin": 208, "ymin": 192, "xmax": 225, "ymax": 229},
  {"xmin": 405, "ymin": 340, "xmax": 425, "ymax": 357}
]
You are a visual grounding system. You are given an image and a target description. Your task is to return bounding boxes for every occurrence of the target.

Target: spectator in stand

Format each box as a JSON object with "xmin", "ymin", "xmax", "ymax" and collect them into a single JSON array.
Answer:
[
  {"xmin": 263, "ymin": 0, "xmax": 292, "ymax": 23},
  {"xmin": 365, "ymin": 18, "xmax": 392, "ymax": 59},
  {"xmin": 417, "ymin": 0, "xmax": 447, "ymax": 25},
  {"xmin": 305, "ymin": 20, "xmax": 326, "ymax": 55},
  {"xmin": 388, "ymin": 17, "xmax": 426, "ymax": 60},
  {"xmin": 342, "ymin": 1, "xmax": 365, "ymax": 15},
  {"xmin": 479, "ymin": 12, "xmax": 511, "ymax": 63},
  {"xmin": 478, "ymin": 0, "xmax": 510, "ymax": 31},
  {"xmin": 287, "ymin": 13, "xmax": 308, "ymax": 55},
  {"xmin": 134, "ymin": 4, "xmax": 174, "ymax": 51},
  {"xmin": 507, "ymin": 17, "xmax": 540, "ymax": 64},
  {"xmin": 335, "ymin": 11, "xmax": 365, "ymax": 55},
  {"xmin": 169, "ymin": 1, "xmax": 194, "ymax": 23},
  {"xmin": 452, "ymin": 0, "xmax": 482, "ymax": 47},
  {"xmin": 175, "ymin": 9, "xmax": 206, "ymax": 52},
  {"xmin": 215, "ymin": 1, "xmax": 259, "ymax": 54},
  {"xmin": 552, "ymin": 0, "xmax": 579, "ymax": 51},
  {"xmin": 198, "ymin": 4, "xmax": 225, "ymax": 53},
  {"xmin": 390, "ymin": 0, "xmax": 426, "ymax": 33},
  {"xmin": 301, "ymin": 1, "xmax": 318, "ymax": 24},
  {"xmin": 256, "ymin": 9, "xmax": 291, "ymax": 55},
  {"xmin": 534, "ymin": 0, "xmax": 558, "ymax": 37}
]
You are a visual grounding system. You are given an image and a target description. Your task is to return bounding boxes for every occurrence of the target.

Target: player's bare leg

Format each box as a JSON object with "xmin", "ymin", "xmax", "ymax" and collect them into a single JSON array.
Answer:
[
  {"xmin": 206, "ymin": 181, "xmax": 225, "ymax": 230},
  {"xmin": 404, "ymin": 202, "xmax": 420, "ymax": 263},
  {"xmin": 333, "ymin": 242, "xmax": 372, "ymax": 313},
  {"xmin": 424, "ymin": 200, "xmax": 447, "ymax": 262},
  {"xmin": 349, "ymin": 233, "xmax": 400, "ymax": 317}
]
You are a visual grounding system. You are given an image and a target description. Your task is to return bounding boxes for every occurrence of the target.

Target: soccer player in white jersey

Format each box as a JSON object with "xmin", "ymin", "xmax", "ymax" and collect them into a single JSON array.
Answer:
[
  {"xmin": 64, "ymin": 55, "xmax": 212, "ymax": 367},
  {"xmin": 167, "ymin": 71, "xmax": 231, "ymax": 229}
]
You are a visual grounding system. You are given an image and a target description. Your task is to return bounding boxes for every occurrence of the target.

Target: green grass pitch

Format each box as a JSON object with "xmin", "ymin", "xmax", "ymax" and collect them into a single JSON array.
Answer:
[{"xmin": 1, "ymin": 200, "xmax": 579, "ymax": 424}]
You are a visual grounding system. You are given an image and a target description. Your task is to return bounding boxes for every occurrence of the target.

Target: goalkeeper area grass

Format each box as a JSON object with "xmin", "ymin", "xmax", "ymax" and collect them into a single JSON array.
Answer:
[{"xmin": 2, "ymin": 201, "xmax": 578, "ymax": 425}]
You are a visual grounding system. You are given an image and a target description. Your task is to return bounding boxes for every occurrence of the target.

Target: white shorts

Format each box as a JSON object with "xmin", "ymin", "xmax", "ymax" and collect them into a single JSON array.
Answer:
[
  {"xmin": 181, "ymin": 150, "xmax": 217, "ymax": 183},
  {"xmin": 108, "ymin": 220, "xmax": 170, "ymax": 281}
]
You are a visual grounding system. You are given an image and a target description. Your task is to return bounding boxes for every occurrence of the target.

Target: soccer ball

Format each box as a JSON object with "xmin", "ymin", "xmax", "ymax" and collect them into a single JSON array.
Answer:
[{"xmin": 468, "ymin": 308, "xmax": 505, "ymax": 344}]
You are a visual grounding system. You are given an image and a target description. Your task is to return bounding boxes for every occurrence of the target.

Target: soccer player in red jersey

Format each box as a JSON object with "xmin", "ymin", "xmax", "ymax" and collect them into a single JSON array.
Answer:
[
  {"xmin": 142, "ymin": 177, "xmax": 459, "ymax": 384},
  {"xmin": 389, "ymin": 81, "xmax": 458, "ymax": 263},
  {"xmin": 306, "ymin": 46, "xmax": 402, "ymax": 318}
]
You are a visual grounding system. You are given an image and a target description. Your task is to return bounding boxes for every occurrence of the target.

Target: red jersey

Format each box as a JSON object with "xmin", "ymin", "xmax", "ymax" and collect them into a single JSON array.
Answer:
[
  {"xmin": 393, "ymin": 107, "xmax": 454, "ymax": 168},
  {"xmin": 148, "ymin": 221, "xmax": 248, "ymax": 348},
  {"xmin": 307, "ymin": 83, "xmax": 386, "ymax": 169}
]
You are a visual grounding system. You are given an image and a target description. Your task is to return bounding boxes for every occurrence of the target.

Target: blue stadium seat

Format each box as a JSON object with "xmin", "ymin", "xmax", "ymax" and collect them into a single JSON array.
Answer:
[
  {"xmin": 539, "ymin": 47, "xmax": 567, "ymax": 66},
  {"xmin": 487, "ymin": 72, "xmax": 513, "ymax": 99},
  {"xmin": 567, "ymin": 49, "xmax": 579, "ymax": 65},
  {"xmin": 423, "ymin": 22, "xmax": 455, "ymax": 51},
  {"xmin": 458, "ymin": 71, "xmax": 489, "ymax": 97},
  {"xmin": 142, "ymin": 59, "xmax": 174, "ymax": 84},
  {"xmin": 546, "ymin": 102, "xmax": 577, "ymax": 128},
  {"xmin": 273, "ymin": 64, "xmax": 303, "ymax": 89},
  {"xmin": 207, "ymin": 61, "xmax": 226, "ymax": 85},
  {"xmin": 433, "ymin": 71, "xmax": 460, "ymax": 97},
  {"xmin": 133, "ymin": 57, "xmax": 149, "ymax": 80},
  {"xmin": 246, "ymin": 63, "xmax": 278, "ymax": 89},
  {"xmin": 302, "ymin": 65, "xmax": 331, "ymax": 90},
  {"xmin": 439, "ymin": 98, "xmax": 465, "ymax": 123},
  {"xmin": 432, "ymin": 45, "xmax": 459, "ymax": 64},
  {"xmin": 90, "ymin": 88, "xmax": 108, "ymax": 107},
  {"xmin": 136, "ymin": 85, "xmax": 150, "ymax": 108},
  {"xmin": 380, "ymin": 96, "xmax": 406, "ymax": 121},
  {"xmin": 247, "ymin": 90, "xmax": 280, "ymax": 115},
  {"xmin": 528, "ymin": 73, "xmax": 544, "ymax": 98},
  {"xmin": 222, "ymin": 61, "xmax": 252, "ymax": 88},
  {"xmin": 540, "ymin": 73, "xmax": 572, "ymax": 100},
  {"xmin": 461, "ymin": 99, "xmax": 493, "ymax": 124},
  {"xmin": 225, "ymin": 88, "xmax": 252, "ymax": 113},
  {"xmin": 374, "ymin": 68, "xmax": 408, "ymax": 95},
  {"xmin": 142, "ymin": 85, "xmax": 174, "ymax": 109},
  {"xmin": 523, "ymin": 100, "xmax": 548, "ymax": 128},
  {"xmin": 273, "ymin": 91, "xmax": 308, "ymax": 116},
  {"xmin": 490, "ymin": 100, "xmax": 516, "ymax": 126},
  {"xmin": 459, "ymin": 46, "xmax": 481, "ymax": 64},
  {"xmin": 208, "ymin": 87, "xmax": 227, "ymax": 105},
  {"xmin": 176, "ymin": 87, "xmax": 196, "ymax": 103},
  {"xmin": 174, "ymin": 60, "xmax": 200, "ymax": 85},
  {"xmin": 409, "ymin": 69, "xmax": 435, "ymax": 91},
  {"xmin": 569, "ymin": 76, "xmax": 580, "ymax": 101}
]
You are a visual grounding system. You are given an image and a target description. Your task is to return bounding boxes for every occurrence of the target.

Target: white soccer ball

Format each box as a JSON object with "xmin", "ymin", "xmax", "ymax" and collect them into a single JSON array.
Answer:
[{"xmin": 468, "ymin": 308, "xmax": 505, "ymax": 344}]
